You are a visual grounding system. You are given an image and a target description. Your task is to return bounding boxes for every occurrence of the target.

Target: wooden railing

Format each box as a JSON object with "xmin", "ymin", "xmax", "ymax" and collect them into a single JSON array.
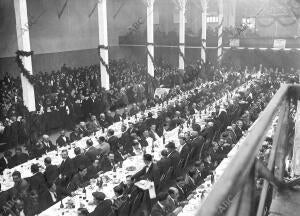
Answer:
[{"xmin": 196, "ymin": 84, "xmax": 300, "ymax": 216}]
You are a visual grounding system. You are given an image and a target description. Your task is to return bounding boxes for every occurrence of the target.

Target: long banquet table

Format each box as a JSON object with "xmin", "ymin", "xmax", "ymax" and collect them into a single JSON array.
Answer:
[
  {"xmin": 39, "ymin": 79, "xmax": 258, "ymax": 216},
  {"xmin": 0, "ymin": 80, "xmax": 224, "ymax": 192},
  {"xmin": 177, "ymin": 113, "xmax": 278, "ymax": 216}
]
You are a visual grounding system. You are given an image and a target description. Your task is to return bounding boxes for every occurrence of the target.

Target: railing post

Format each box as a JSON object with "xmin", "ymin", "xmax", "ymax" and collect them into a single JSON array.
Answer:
[
  {"xmin": 256, "ymin": 98, "xmax": 289, "ymax": 216},
  {"xmin": 274, "ymin": 100, "xmax": 290, "ymax": 181}
]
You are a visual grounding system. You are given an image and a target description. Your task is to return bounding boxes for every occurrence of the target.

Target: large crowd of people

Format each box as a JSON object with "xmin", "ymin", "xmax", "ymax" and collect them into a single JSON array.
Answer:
[
  {"xmin": 0, "ymin": 59, "xmax": 216, "ymax": 151},
  {"xmin": 0, "ymin": 62, "xmax": 298, "ymax": 216}
]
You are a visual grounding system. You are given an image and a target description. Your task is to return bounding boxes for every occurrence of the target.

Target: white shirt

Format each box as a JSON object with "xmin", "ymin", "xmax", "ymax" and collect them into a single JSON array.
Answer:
[
  {"xmin": 49, "ymin": 190, "xmax": 57, "ymax": 202},
  {"xmin": 145, "ymin": 162, "xmax": 152, "ymax": 173}
]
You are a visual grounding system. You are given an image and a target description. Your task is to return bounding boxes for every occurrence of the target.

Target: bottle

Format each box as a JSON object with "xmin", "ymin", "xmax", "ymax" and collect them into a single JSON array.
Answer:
[
  {"xmin": 211, "ymin": 172, "xmax": 215, "ymax": 184},
  {"xmin": 83, "ymin": 187, "xmax": 86, "ymax": 195},
  {"xmin": 163, "ymin": 135, "xmax": 165, "ymax": 144},
  {"xmin": 201, "ymin": 191, "xmax": 205, "ymax": 199},
  {"xmin": 113, "ymin": 163, "xmax": 116, "ymax": 172},
  {"xmin": 102, "ymin": 127, "xmax": 105, "ymax": 133},
  {"xmin": 60, "ymin": 200, "xmax": 64, "ymax": 208}
]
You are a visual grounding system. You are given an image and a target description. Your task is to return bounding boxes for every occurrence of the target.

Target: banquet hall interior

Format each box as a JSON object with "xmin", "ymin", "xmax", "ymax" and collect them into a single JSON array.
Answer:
[{"xmin": 0, "ymin": 0, "xmax": 300, "ymax": 216}]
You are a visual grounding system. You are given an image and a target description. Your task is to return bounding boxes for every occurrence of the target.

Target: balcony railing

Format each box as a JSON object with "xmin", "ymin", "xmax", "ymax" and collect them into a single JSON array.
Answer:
[{"xmin": 196, "ymin": 84, "xmax": 300, "ymax": 216}]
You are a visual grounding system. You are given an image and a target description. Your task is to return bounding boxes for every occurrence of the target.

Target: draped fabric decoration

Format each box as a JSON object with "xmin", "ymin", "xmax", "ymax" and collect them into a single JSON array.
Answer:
[
  {"xmin": 256, "ymin": 16, "xmax": 297, "ymax": 27},
  {"xmin": 178, "ymin": 44, "xmax": 187, "ymax": 64},
  {"xmin": 146, "ymin": 43, "xmax": 156, "ymax": 70},
  {"xmin": 200, "ymin": 0, "xmax": 207, "ymax": 63},
  {"xmin": 217, "ymin": 0, "xmax": 224, "ymax": 64},
  {"xmin": 15, "ymin": 50, "xmax": 37, "ymax": 85},
  {"xmin": 97, "ymin": 45, "xmax": 110, "ymax": 75}
]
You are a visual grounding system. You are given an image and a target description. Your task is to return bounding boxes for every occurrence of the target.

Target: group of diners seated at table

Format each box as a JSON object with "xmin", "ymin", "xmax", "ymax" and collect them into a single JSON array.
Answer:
[{"xmin": 0, "ymin": 69, "xmax": 286, "ymax": 216}]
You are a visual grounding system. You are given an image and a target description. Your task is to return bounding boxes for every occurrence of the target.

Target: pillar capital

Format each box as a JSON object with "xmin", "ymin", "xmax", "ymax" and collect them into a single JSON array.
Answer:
[
  {"xmin": 200, "ymin": 0, "xmax": 208, "ymax": 12},
  {"xmin": 174, "ymin": 0, "xmax": 187, "ymax": 11},
  {"xmin": 143, "ymin": 0, "xmax": 155, "ymax": 7}
]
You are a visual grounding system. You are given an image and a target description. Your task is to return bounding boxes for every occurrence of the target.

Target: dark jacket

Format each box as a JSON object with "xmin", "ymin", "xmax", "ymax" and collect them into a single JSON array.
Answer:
[
  {"xmin": 28, "ymin": 172, "xmax": 48, "ymax": 196},
  {"xmin": 89, "ymin": 199, "xmax": 113, "ymax": 216},
  {"xmin": 11, "ymin": 153, "xmax": 29, "ymax": 167},
  {"xmin": 56, "ymin": 135, "xmax": 70, "ymax": 147},
  {"xmin": 132, "ymin": 162, "xmax": 160, "ymax": 189},
  {"xmin": 44, "ymin": 164, "xmax": 59, "ymax": 185}
]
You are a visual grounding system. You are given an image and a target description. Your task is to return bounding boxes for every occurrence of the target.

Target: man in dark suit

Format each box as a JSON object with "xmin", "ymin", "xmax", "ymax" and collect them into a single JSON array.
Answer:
[
  {"xmin": 72, "ymin": 147, "xmax": 90, "ymax": 171},
  {"xmin": 56, "ymin": 130, "xmax": 70, "ymax": 147},
  {"xmin": 166, "ymin": 142, "xmax": 180, "ymax": 175},
  {"xmin": 151, "ymin": 192, "xmax": 180, "ymax": 216},
  {"xmin": 189, "ymin": 131, "xmax": 205, "ymax": 161},
  {"xmin": 107, "ymin": 129, "xmax": 119, "ymax": 153},
  {"xmin": 43, "ymin": 157, "xmax": 59, "ymax": 185},
  {"xmin": 29, "ymin": 164, "xmax": 48, "ymax": 197},
  {"xmin": 132, "ymin": 154, "xmax": 160, "ymax": 190},
  {"xmin": 58, "ymin": 149, "xmax": 75, "ymax": 185},
  {"xmin": 157, "ymin": 150, "xmax": 171, "ymax": 176},
  {"xmin": 89, "ymin": 192, "xmax": 113, "ymax": 216},
  {"xmin": 68, "ymin": 165, "xmax": 90, "ymax": 191},
  {"xmin": 85, "ymin": 139, "xmax": 99, "ymax": 164},
  {"xmin": 98, "ymin": 153, "xmax": 116, "ymax": 172},
  {"xmin": 178, "ymin": 137, "xmax": 190, "ymax": 163},
  {"xmin": 113, "ymin": 109, "xmax": 123, "ymax": 122},
  {"xmin": 0, "ymin": 151, "xmax": 13, "ymax": 173},
  {"xmin": 41, "ymin": 134, "xmax": 56, "ymax": 152},
  {"xmin": 10, "ymin": 147, "xmax": 29, "ymax": 167},
  {"xmin": 40, "ymin": 182, "xmax": 71, "ymax": 211}
]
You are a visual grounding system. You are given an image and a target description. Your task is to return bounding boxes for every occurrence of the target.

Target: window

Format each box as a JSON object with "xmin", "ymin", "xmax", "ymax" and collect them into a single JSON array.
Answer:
[
  {"xmin": 207, "ymin": 16, "xmax": 219, "ymax": 23},
  {"xmin": 242, "ymin": 17, "xmax": 256, "ymax": 29}
]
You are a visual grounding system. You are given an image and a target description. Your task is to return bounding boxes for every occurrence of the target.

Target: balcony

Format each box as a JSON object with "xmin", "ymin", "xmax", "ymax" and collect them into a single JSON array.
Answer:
[{"xmin": 196, "ymin": 83, "xmax": 300, "ymax": 216}]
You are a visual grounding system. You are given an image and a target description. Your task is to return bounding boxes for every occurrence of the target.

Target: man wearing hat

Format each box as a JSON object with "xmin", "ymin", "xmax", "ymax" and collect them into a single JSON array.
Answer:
[{"xmin": 89, "ymin": 192, "xmax": 112, "ymax": 216}]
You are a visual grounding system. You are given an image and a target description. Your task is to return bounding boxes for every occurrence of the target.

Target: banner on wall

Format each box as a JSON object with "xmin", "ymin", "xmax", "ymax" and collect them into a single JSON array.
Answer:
[
  {"xmin": 273, "ymin": 39, "xmax": 286, "ymax": 49},
  {"xmin": 229, "ymin": 39, "xmax": 240, "ymax": 47}
]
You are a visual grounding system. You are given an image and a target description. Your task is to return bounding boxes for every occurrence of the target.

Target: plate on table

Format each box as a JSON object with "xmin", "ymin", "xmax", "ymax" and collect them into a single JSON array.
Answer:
[{"xmin": 126, "ymin": 166, "xmax": 136, "ymax": 171}]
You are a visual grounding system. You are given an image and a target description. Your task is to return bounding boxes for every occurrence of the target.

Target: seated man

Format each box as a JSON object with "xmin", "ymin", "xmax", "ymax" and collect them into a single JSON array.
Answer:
[
  {"xmin": 151, "ymin": 192, "xmax": 182, "ymax": 216},
  {"xmin": 0, "ymin": 151, "xmax": 13, "ymax": 173},
  {"xmin": 85, "ymin": 139, "xmax": 99, "ymax": 164},
  {"xmin": 43, "ymin": 157, "xmax": 59, "ymax": 185},
  {"xmin": 87, "ymin": 159, "xmax": 102, "ymax": 179},
  {"xmin": 11, "ymin": 171, "xmax": 29, "ymax": 199},
  {"xmin": 87, "ymin": 115, "xmax": 100, "ymax": 134},
  {"xmin": 168, "ymin": 187, "xmax": 188, "ymax": 208},
  {"xmin": 96, "ymin": 136, "xmax": 110, "ymax": 156},
  {"xmin": 10, "ymin": 147, "xmax": 29, "ymax": 167},
  {"xmin": 72, "ymin": 147, "xmax": 90, "ymax": 171},
  {"xmin": 89, "ymin": 192, "xmax": 113, "ymax": 216},
  {"xmin": 98, "ymin": 153, "xmax": 117, "ymax": 172},
  {"xmin": 70, "ymin": 125, "xmax": 81, "ymax": 142},
  {"xmin": 112, "ymin": 185, "xmax": 128, "ymax": 215},
  {"xmin": 157, "ymin": 150, "xmax": 171, "ymax": 176},
  {"xmin": 56, "ymin": 130, "xmax": 70, "ymax": 147},
  {"xmin": 68, "ymin": 165, "xmax": 90, "ymax": 191},
  {"xmin": 41, "ymin": 182, "xmax": 71, "ymax": 211},
  {"xmin": 29, "ymin": 164, "xmax": 48, "ymax": 197},
  {"xmin": 42, "ymin": 134, "xmax": 56, "ymax": 151}
]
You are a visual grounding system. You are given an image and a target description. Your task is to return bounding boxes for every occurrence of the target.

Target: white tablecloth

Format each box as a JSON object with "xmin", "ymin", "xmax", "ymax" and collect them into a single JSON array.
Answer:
[{"xmin": 39, "ymin": 79, "xmax": 258, "ymax": 216}]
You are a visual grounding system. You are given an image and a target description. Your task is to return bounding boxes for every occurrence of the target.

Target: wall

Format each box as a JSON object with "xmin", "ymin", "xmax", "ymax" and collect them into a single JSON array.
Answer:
[{"xmin": 0, "ymin": 0, "xmax": 299, "ymax": 78}]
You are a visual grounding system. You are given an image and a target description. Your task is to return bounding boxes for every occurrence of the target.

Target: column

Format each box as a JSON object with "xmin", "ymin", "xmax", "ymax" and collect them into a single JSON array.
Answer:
[
  {"xmin": 98, "ymin": 0, "xmax": 110, "ymax": 90},
  {"xmin": 217, "ymin": 0, "xmax": 224, "ymax": 64},
  {"xmin": 200, "ymin": 0, "xmax": 207, "ymax": 63},
  {"xmin": 14, "ymin": 0, "xmax": 36, "ymax": 112},
  {"xmin": 292, "ymin": 74, "xmax": 300, "ymax": 176},
  {"xmin": 145, "ymin": 0, "xmax": 155, "ymax": 77},
  {"xmin": 178, "ymin": 0, "xmax": 186, "ymax": 70}
]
